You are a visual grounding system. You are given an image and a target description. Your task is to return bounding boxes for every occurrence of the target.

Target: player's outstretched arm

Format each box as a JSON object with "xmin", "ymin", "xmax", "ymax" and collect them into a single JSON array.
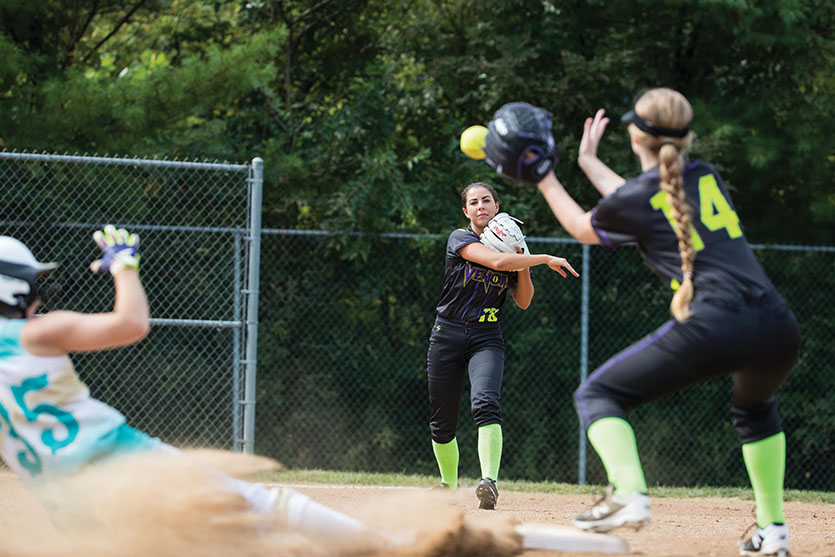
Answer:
[
  {"xmin": 536, "ymin": 171, "xmax": 600, "ymax": 245},
  {"xmin": 460, "ymin": 242, "xmax": 579, "ymax": 277},
  {"xmin": 20, "ymin": 226, "xmax": 150, "ymax": 356},
  {"xmin": 577, "ymin": 109, "xmax": 626, "ymax": 197}
]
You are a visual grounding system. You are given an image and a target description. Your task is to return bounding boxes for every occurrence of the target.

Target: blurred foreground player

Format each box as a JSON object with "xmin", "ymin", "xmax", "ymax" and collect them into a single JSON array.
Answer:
[{"xmin": 0, "ymin": 226, "xmax": 364, "ymax": 543}]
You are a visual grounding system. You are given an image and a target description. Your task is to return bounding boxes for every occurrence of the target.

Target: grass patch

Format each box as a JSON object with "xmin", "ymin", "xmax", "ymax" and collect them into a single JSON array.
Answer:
[{"xmin": 252, "ymin": 468, "xmax": 835, "ymax": 505}]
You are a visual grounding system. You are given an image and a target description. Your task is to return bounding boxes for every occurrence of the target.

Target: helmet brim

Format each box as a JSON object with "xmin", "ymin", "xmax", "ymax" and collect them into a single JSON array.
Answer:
[{"xmin": 33, "ymin": 262, "xmax": 59, "ymax": 275}]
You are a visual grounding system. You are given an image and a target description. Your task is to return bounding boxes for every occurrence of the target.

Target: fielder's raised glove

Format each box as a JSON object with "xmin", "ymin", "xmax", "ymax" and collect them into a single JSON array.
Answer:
[
  {"xmin": 480, "ymin": 212, "xmax": 529, "ymax": 266},
  {"xmin": 90, "ymin": 225, "xmax": 140, "ymax": 275},
  {"xmin": 484, "ymin": 102, "xmax": 559, "ymax": 185}
]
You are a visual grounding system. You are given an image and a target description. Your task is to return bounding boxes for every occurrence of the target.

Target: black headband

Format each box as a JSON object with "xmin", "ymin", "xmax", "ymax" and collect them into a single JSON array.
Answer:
[{"xmin": 621, "ymin": 108, "xmax": 691, "ymax": 138}]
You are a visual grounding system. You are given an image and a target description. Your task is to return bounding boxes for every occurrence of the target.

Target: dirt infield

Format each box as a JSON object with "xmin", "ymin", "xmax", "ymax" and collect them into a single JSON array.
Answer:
[
  {"xmin": 294, "ymin": 483, "xmax": 835, "ymax": 556},
  {"xmin": 2, "ymin": 471, "xmax": 833, "ymax": 556}
]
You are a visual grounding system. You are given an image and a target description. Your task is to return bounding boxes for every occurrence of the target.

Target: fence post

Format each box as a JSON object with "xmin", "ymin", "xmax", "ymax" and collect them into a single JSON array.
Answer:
[
  {"xmin": 243, "ymin": 157, "xmax": 264, "ymax": 454},
  {"xmin": 233, "ymin": 230, "xmax": 243, "ymax": 451},
  {"xmin": 578, "ymin": 244, "xmax": 590, "ymax": 485}
]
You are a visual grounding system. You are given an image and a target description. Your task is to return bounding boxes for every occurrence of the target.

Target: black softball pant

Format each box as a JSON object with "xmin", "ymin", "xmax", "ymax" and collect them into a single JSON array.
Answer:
[
  {"xmin": 426, "ymin": 316, "xmax": 505, "ymax": 444},
  {"xmin": 574, "ymin": 288, "xmax": 801, "ymax": 444}
]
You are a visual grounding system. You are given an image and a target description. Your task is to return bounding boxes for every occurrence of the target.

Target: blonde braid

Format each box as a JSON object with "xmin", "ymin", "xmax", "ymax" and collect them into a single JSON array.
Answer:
[
  {"xmin": 658, "ymin": 143, "xmax": 695, "ymax": 321},
  {"xmin": 630, "ymin": 88, "xmax": 696, "ymax": 322}
]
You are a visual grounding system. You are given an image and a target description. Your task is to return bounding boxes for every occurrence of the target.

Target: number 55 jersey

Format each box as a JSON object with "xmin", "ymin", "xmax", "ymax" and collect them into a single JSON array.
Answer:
[{"xmin": 0, "ymin": 319, "xmax": 131, "ymax": 483}]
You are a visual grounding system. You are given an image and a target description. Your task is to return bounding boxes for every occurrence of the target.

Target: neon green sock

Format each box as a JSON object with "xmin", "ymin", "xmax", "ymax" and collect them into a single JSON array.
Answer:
[
  {"xmin": 587, "ymin": 417, "xmax": 647, "ymax": 497},
  {"xmin": 478, "ymin": 424, "xmax": 503, "ymax": 481},
  {"xmin": 432, "ymin": 438, "xmax": 459, "ymax": 489},
  {"xmin": 742, "ymin": 432, "xmax": 786, "ymax": 527}
]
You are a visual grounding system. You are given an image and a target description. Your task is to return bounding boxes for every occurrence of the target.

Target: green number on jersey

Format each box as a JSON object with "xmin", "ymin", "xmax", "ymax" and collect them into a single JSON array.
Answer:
[
  {"xmin": 649, "ymin": 174, "xmax": 743, "ymax": 248},
  {"xmin": 649, "ymin": 191, "xmax": 705, "ymax": 251},
  {"xmin": 479, "ymin": 308, "xmax": 499, "ymax": 322},
  {"xmin": 698, "ymin": 174, "xmax": 742, "ymax": 238}
]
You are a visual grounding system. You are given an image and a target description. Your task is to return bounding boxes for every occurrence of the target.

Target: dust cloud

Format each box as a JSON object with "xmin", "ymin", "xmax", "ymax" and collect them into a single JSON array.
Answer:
[{"xmin": 0, "ymin": 450, "xmax": 522, "ymax": 557}]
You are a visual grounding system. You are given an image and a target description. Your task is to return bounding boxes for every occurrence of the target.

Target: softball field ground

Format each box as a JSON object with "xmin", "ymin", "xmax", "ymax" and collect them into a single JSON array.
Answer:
[{"xmin": 2, "ymin": 467, "xmax": 833, "ymax": 556}]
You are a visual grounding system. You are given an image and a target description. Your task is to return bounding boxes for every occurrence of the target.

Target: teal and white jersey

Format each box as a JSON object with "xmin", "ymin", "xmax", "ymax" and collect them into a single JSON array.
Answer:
[{"xmin": 0, "ymin": 319, "xmax": 128, "ymax": 484}]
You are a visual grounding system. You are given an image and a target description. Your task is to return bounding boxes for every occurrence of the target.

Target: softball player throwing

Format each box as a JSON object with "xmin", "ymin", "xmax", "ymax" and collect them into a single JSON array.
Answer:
[
  {"xmin": 427, "ymin": 182, "xmax": 578, "ymax": 510},
  {"xmin": 0, "ymin": 227, "xmax": 367, "ymax": 542},
  {"xmin": 525, "ymin": 88, "xmax": 800, "ymax": 556}
]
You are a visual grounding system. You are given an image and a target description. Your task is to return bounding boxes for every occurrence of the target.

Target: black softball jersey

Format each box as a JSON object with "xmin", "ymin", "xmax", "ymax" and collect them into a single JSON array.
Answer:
[
  {"xmin": 590, "ymin": 160, "xmax": 776, "ymax": 298},
  {"xmin": 577, "ymin": 159, "xmax": 800, "ymax": 440},
  {"xmin": 434, "ymin": 227, "xmax": 520, "ymax": 323}
]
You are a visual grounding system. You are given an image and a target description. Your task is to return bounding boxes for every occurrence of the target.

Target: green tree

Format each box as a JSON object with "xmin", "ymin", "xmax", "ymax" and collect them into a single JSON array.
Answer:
[{"xmin": 3, "ymin": 0, "xmax": 832, "ymax": 241}]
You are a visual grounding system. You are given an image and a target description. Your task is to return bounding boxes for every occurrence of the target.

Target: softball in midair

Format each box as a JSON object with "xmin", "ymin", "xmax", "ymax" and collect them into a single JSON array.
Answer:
[{"xmin": 459, "ymin": 125, "xmax": 489, "ymax": 160}]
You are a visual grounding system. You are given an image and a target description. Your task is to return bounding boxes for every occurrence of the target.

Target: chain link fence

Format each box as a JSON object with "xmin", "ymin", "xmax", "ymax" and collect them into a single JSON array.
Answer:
[
  {"xmin": 258, "ymin": 231, "xmax": 835, "ymax": 492},
  {"xmin": 0, "ymin": 151, "xmax": 262, "ymax": 452},
  {"xmin": 2, "ymin": 150, "xmax": 832, "ymax": 492}
]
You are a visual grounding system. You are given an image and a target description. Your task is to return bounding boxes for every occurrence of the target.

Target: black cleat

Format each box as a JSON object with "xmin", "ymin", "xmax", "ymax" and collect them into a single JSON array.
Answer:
[{"xmin": 476, "ymin": 478, "xmax": 499, "ymax": 510}]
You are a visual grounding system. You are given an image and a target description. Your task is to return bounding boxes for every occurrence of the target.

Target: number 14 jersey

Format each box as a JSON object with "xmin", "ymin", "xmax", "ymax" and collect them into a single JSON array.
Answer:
[{"xmin": 590, "ymin": 160, "xmax": 776, "ymax": 297}]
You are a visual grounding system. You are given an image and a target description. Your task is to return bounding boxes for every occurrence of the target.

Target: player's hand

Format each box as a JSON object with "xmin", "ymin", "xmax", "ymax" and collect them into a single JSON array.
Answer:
[
  {"xmin": 90, "ymin": 225, "xmax": 140, "ymax": 275},
  {"xmin": 546, "ymin": 256, "xmax": 579, "ymax": 278},
  {"xmin": 578, "ymin": 108, "xmax": 610, "ymax": 164}
]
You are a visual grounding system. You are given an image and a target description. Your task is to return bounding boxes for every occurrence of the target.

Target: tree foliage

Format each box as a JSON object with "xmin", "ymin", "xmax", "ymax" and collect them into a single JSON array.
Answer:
[
  {"xmin": 2, "ymin": 0, "xmax": 833, "ymax": 487},
  {"xmin": 1, "ymin": 0, "xmax": 832, "ymax": 242}
]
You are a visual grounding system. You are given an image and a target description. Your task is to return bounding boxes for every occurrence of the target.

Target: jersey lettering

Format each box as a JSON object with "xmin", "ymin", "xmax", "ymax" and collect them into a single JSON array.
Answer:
[
  {"xmin": 649, "ymin": 174, "xmax": 745, "ymax": 248},
  {"xmin": 698, "ymin": 174, "xmax": 743, "ymax": 238},
  {"xmin": 463, "ymin": 262, "xmax": 509, "ymax": 294},
  {"xmin": 0, "ymin": 374, "xmax": 80, "ymax": 477},
  {"xmin": 12, "ymin": 374, "xmax": 79, "ymax": 455},
  {"xmin": 0, "ymin": 401, "xmax": 42, "ymax": 476}
]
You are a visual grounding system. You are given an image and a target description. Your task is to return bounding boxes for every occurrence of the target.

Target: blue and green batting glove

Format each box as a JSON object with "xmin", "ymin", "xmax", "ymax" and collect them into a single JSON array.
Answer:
[{"xmin": 90, "ymin": 225, "xmax": 141, "ymax": 275}]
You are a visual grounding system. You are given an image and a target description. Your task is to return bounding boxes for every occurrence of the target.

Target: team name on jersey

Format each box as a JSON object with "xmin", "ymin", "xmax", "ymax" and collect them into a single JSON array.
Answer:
[{"xmin": 463, "ymin": 262, "xmax": 509, "ymax": 294}]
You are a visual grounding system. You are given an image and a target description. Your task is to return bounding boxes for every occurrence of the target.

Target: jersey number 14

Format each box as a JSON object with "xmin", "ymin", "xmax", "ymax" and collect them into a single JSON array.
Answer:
[{"xmin": 650, "ymin": 174, "xmax": 743, "ymax": 251}]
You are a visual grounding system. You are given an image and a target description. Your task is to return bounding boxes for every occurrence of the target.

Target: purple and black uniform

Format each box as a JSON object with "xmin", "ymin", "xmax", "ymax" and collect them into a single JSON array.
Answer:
[
  {"xmin": 426, "ymin": 227, "xmax": 523, "ymax": 444},
  {"xmin": 576, "ymin": 160, "xmax": 801, "ymax": 444}
]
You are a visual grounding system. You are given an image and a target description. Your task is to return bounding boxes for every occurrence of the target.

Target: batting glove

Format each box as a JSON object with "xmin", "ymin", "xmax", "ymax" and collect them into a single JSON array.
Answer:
[{"xmin": 90, "ymin": 225, "xmax": 140, "ymax": 275}]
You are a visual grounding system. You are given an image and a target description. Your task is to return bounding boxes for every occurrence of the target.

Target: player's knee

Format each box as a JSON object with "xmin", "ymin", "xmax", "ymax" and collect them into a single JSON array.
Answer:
[
  {"xmin": 574, "ymin": 385, "xmax": 629, "ymax": 431},
  {"xmin": 573, "ymin": 388, "xmax": 587, "ymax": 427},
  {"xmin": 471, "ymin": 398, "xmax": 502, "ymax": 426},
  {"xmin": 573, "ymin": 385, "xmax": 602, "ymax": 429},
  {"xmin": 573, "ymin": 386, "xmax": 584, "ymax": 408},
  {"xmin": 472, "ymin": 413, "xmax": 502, "ymax": 428},
  {"xmin": 430, "ymin": 420, "xmax": 457, "ymax": 444},
  {"xmin": 431, "ymin": 431, "xmax": 455, "ymax": 444},
  {"xmin": 730, "ymin": 398, "xmax": 782, "ymax": 444}
]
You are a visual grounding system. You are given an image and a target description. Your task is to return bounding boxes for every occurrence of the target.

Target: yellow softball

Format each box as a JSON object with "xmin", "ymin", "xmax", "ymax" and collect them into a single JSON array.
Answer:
[{"xmin": 459, "ymin": 125, "xmax": 489, "ymax": 160}]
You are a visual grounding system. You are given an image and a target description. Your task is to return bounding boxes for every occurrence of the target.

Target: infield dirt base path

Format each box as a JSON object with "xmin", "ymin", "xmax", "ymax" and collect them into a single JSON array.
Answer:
[
  {"xmin": 2, "ymin": 473, "xmax": 834, "ymax": 556},
  {"xmin": 268, "ymin": 482, "xmax": 835, "ymax": 557}
]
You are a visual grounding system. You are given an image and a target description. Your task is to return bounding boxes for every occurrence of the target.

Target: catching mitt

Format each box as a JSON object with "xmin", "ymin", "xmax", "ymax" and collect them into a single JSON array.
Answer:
[
  {"xmin": 480, "ymin": 213, "xmax": 529, "ymax": 262},
  {"xmin": 484, "ymin": 102, "xmax": 559, "ymax": 185}
]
